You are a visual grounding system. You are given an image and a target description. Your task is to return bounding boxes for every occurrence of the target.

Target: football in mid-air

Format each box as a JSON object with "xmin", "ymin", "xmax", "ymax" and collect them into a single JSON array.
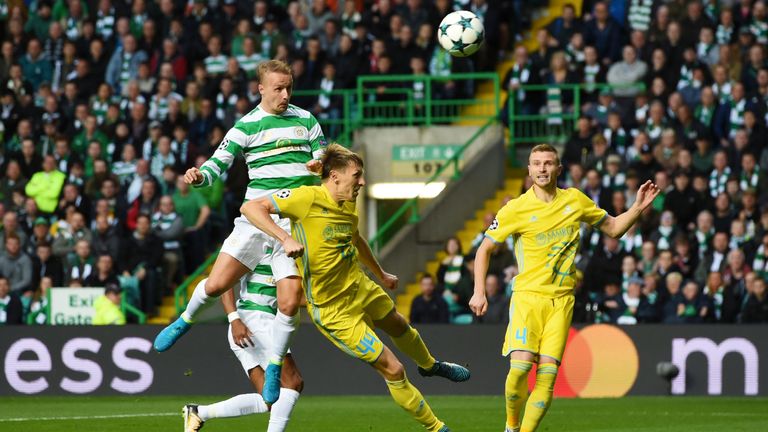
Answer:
[{"xmin": 437, "ymin": 10, "xmax": 485, "ymax": 57}]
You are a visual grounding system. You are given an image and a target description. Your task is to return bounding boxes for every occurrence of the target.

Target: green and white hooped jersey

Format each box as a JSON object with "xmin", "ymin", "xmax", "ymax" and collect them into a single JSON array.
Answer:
[
  {"xmin": 197, "ymin": 104, "xmax": 326, "ymax": 202},
  {"xmin": 238, "ymin": 264, "xmax": 277, "ymax": 315}
]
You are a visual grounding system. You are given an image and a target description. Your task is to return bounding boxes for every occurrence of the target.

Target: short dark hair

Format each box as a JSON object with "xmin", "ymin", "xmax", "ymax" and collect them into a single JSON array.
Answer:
[{"xmin": 320, "ymin": 144, "xmax": 364, "ymax": 180}]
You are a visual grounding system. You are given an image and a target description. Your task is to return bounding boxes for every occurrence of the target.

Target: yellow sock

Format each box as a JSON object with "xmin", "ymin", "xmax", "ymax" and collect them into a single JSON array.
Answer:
[
  {"xmin": 521, "ymin": 364, "xmax": 558, "ymax": 432},
  {"xmin": 385, "ymin": 376, "xmax": 443, "ymax": 432},
  {"xmin": 391, "ymin": 326, "xmax": 436, "ymax": 370},
  {"xmin": 506, "ymin": 360, "xmax": 532, "ymax": 430}
]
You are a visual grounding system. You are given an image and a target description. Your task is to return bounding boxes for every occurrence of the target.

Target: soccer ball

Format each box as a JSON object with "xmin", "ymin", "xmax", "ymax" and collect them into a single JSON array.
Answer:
[{"xmin": 437, "ymin": 10, "xmax": 485, "ymax": 57}]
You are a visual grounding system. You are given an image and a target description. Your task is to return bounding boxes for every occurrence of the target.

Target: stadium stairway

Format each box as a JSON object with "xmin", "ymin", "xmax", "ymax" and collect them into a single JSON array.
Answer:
[{"xmin": 394, "ymin": 172, "xmax": 525, "ymax": 319}]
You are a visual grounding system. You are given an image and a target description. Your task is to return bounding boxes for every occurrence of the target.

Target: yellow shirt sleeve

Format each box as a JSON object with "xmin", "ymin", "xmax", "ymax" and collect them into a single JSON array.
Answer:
[
  {"xmin": 485, "ymin": 202, "xmax": 519, "ymax": 244},
  {"xmin": 574, "ymin": 189, "xmax": 608, "ymax": 227},
  {"xmin": 271, "ymin": 186, "xmax": 315, "ymax": 221}
]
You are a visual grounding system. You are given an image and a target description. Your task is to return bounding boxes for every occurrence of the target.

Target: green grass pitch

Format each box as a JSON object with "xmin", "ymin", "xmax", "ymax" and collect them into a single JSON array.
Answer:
[{"xmin": 1, "ymin": 395, "xmax": 766, "ymax": 431}]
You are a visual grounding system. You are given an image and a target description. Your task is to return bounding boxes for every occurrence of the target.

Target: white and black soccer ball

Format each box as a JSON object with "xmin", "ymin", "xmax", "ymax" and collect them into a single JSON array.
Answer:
[{"xmin": 437, "ymin": 10, "xmax": 485, "ymax": 57}]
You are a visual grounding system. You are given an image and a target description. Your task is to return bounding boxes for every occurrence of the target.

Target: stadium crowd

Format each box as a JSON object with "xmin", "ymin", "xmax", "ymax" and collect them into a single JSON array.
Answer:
[
  {"xmin": 0, "ymin": 0, "xmax": 516, "ymax": 325},
  {"xmin": 409, "ymin": 0, "xmax": 768, "ymax": 326}
]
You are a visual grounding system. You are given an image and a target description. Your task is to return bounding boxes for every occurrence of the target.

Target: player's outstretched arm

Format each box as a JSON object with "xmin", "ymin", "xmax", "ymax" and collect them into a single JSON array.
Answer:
[
  {"xmin": 353, "ymin": 232, "xmax": 398, "ymax": 290},
  {"xmin": 599, "ymin": 180, "xmax": 660, "ymax": 238},
  {"xmin": 469, "ymin": 237, "xmax": 495, "ymax": 316},
  {"xmin": 241, "ymin": 198, "xmax": 304, "ymax": 258}
]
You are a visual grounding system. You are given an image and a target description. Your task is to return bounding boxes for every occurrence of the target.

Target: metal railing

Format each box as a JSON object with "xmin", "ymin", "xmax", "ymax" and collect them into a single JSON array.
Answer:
[
  {"xmin": 356, "ymin": 72, "xmax": 500, "ymax": 126},
  {"xmin": 507, "ymin": 82, "xmax": 646, "ymax": 152},
  {"xmin": 289, "ymin": 72, "xmax": 501, "ymax": 146}
]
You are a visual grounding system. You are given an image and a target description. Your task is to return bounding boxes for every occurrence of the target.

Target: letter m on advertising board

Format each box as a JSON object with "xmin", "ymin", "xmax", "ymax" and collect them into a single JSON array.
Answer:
[{"xmin": 671, "ymin": 337, "xmax": 759, "ymax": 395}]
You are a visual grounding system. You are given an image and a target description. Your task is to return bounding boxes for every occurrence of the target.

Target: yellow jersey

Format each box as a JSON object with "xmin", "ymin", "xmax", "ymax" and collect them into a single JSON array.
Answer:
[
  {"xmin": 485, "ymin": 187, "xmax": 607, "ymax": 298},
  {"xmin": 270, "ymin": 185, "xmax": 362, "ymax": 306}
]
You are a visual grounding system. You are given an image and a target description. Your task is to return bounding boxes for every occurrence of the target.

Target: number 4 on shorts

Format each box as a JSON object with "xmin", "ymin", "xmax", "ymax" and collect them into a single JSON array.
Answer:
[{"xmin": 515, "ymin": 328, "xmax": 528, "ymax": 345}]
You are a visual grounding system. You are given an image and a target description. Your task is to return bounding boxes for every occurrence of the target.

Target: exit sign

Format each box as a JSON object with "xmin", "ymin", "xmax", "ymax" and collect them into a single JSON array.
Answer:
[{"xmin": 391, "ymin": 145, "xmax": 465, "ymax": 178}]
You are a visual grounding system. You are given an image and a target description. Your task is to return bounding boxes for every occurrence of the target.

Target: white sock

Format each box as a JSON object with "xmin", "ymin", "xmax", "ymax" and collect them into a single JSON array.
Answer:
[
  {"xmin": 181, "ymin": 278, "xmax": 216, "ymax": 323},
  {"xmin": 267, "ymin": 388, "xmax": 300, "ymax": 432},
  {"xmin": 268, "ymin": 311, "xmax": 299, "ymax": 364},
  {"xmin": 197, "ymin": 393, "xmax": 268, "ymax": 421}
]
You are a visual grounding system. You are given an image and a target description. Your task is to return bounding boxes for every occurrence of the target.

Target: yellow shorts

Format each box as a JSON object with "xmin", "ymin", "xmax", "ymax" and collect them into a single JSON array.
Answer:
[
  {"xmin": 502, "ymin": 291, "xmax": 574, "ymax": 362},
  {"xmin": 307, "ymin": 274, "xmax": 395, "ymax": 364}
]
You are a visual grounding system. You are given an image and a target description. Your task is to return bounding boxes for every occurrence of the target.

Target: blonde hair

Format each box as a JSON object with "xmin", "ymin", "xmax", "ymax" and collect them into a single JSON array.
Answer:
[
  {"xmin": 529, "ymin": 143, "xmax": 561, "ymax": 165},
  {"xmin": 321, "ymin": 144, "xmax": 364, "ymax": 179},
  {"xmin": 257, "ymin": 59, "xmax": 292, "ymax": 82}
]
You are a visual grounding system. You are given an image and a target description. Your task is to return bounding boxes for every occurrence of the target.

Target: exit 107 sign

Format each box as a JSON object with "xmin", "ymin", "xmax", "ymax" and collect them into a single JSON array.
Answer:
[{"xmin": 391, "ymin": 145, "xmax": 465, "ymax": 178}]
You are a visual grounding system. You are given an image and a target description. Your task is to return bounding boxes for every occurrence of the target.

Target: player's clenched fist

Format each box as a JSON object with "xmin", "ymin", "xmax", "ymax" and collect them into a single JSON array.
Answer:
[
  {"xmin": 184, "ymin": 167, "xmax": 204, "ymax": 185},
  {"xmin": 306, "ymin": 159, "xmax": 322, "ymax": 174},
  {"xmin": 282, "ymin": 237, "xmax": 305, "ymax": 258},
  {"xmin": 469, "ymin": 292, "xmax": 488, "ymax": 316},
  {"xmin": 380, "ymin": 272, "xmax": 399, "ymax": 291}
]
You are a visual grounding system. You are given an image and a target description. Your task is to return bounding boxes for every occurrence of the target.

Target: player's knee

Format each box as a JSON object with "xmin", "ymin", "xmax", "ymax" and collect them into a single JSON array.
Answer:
[
  {"xmin": 383, "ymin": 359, "xmax": 405, "ymax": 381},
  {"xmin": 203, "ymin": 276, "xmax": 229, "ymax": 296},
  {"xmin": 277, "ymin": 297, "xmax": 300, "ymax": 315},
  {"xmin": 277, "ymin": 278, "xmax": 302, "ymax": 315}
]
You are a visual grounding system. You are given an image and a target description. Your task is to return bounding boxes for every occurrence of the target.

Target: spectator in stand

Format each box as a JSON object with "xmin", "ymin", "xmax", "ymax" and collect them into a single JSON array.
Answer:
[
  {"xmin": 741, "ymin": 277, "xmax": 768, "ymax": 323},
  {"xmin": 25, "ymin": 155, "xmax": 65, "ymax": 214},
  {"xmin": 85, "ymin": 253, "xmax": 119, "ymax": 288},
  {"xmin": 629, "ymin": 143, "xmax": 663, "ymax": 184},
  {"xmin": 105, "ymin": 34, "xmax": 147, "ymax": 94},
  {"xmin": 172, "ymin": 175, "xmax": 210, "ymax": 271},
  {"xmin": 52, "ymin": 210, "xmax": 92, "ymax": 260},
  {"xmin": 585, "ymin": 235, "xmax": 624, "ymax": 294},
  {"xmin": 152, "ymin": 196, "xmax": 184, "ymax": 292},
  {"xmin": 64, "ymin": 239, "xmax": 94, "ymax": 285},
  {"xmin": 473, "ymin": 274, "xmax": 509, "ymax": 324},
  {"xmin": 703, "ymin": 271, "xmax": 740, "ymax": 323},
  {"xmin": 0, "ymin": 234, "xmax": 33, "ymax": 294},
  {"xmin": 32, "ymin": 242, "xmax": 63, "ymax": 288},
  {"xmin": 27, "ymin": 216, "xmax": 53, "ymax": 256},
  {"xmin": 410, "ymin": 273, "xmax": 449, "ymax": 324},
  {"xmin": 0, "ymin": 276, "xmax": 23, "ymax": 325},
  {"xmin": 120, "ymin": 213, "xmax": 163, "ymax": 314},
  {"xmin": 501, "ymin": 45, "xmax": 539, "ymax": 123},
  {"xmin": 450, "ymin": 254, "xmax": 477, "ymax": 320},
  {"xmin": 584, "ymin": 1, "xmax": 622, "ymax": 65},
  {"xmin": 597, "ymin": 280, "xmax": 626, "ymax": 323},
  {"xmin": 665, "ymin": 171, "xmax": 702, "ymax": 231},
  {"xmin": 92, "ymin": 283, "xmax": 126, "ymax": 325},
  {"xmin": 548, "ymin": 3, "xmax": 583, "ymax": 47},
  {"xmin": 607, "ymin": 45, "xmax": 648, "ymax": 98},
  {"xmin": 676, "ymin": 280, "xmax": 708, "ymax": 323},
  {"xmin": 0, "ymin": 211, "xmax": 28, "ymax": 250},
  {"xmin": 437, "ymin": 237, "xmax": 465, "ymax": 295},
  {"xmin": 90, "ymin": 214, "xmax": 120, "ymax": 262}
]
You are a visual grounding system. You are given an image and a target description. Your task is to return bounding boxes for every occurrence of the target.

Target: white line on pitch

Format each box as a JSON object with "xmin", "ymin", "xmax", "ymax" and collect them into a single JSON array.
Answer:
[{"xmin": 0, "ymin": 412, "xmax": 178, "ymax": 422}]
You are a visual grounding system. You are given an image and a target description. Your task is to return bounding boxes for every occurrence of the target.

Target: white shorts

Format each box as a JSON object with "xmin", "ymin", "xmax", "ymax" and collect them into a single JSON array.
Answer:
[
  {"xmin": 228, "ymin": 310, "xmax": 289, "ymax": 374},
  {"xmin": 220, "ymin": 215, "xmax": 298, "ymax": 281}
]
